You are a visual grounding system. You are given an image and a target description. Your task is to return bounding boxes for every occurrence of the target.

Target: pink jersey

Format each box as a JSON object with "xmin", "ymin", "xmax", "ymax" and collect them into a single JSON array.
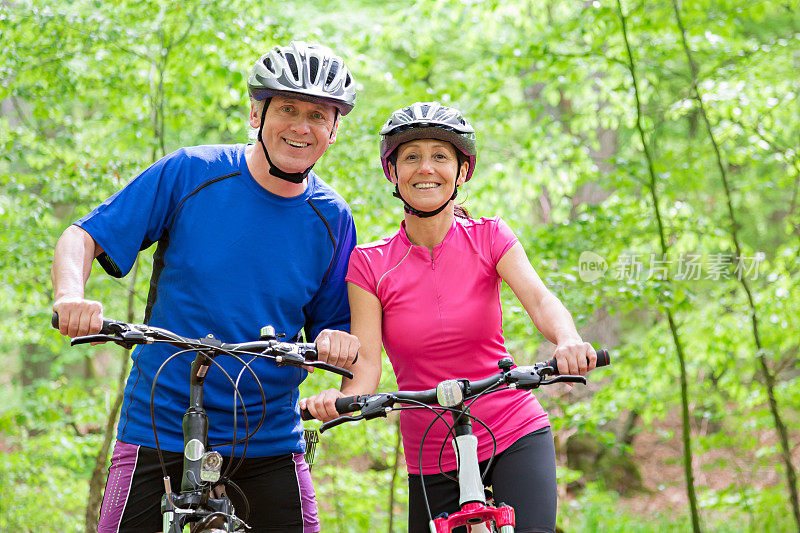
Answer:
[{"xmin": 346, "ymin": 216, "xmax": 549, "ymax": 474}]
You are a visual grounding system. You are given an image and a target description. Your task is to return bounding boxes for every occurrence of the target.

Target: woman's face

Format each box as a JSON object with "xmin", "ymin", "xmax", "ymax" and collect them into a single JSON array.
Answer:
[{"xmin": 390, "ymin": 139, "xmax": 468, "ymax": 213}]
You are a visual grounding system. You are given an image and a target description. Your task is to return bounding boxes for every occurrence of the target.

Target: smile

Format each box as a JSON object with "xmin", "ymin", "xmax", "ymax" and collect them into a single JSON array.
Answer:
[
  {"xmin": 283, "ymin": 138, "xmax": 310, "ymax": 148},
  {"xmin": 413, "ymin": 182, "xmax": 441, "ymax": 189}
]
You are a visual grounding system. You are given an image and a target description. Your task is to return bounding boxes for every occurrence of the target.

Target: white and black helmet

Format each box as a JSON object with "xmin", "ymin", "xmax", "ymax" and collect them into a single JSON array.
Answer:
[
  {"xmin": 248, "ymin": 41, "xmax": 356, "ymax": 116},
  {"xmin": 379, "ymin": 102, "xmax": 476, "ymax": 182}
]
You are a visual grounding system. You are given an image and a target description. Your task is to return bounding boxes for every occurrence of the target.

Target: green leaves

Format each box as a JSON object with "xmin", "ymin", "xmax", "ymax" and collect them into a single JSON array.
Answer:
[{"xmin": 2, "ymin": 0, "xmax": 799, "ymax": 530}]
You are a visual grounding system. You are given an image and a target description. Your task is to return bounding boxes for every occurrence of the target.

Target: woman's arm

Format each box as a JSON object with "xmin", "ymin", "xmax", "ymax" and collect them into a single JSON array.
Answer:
[
  {"xmin": 496, "ymin": 242, "xmax": 596, "ymax": 375},
  {"xmin": 300, "ymin": 282, "xmax": 384, "ymax": 421}
]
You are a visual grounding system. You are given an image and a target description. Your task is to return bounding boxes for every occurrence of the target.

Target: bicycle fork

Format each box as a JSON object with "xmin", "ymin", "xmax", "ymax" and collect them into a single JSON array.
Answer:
[{"xmin": 430, "ymin": 408, "xmax": 515, "ymax": 533}]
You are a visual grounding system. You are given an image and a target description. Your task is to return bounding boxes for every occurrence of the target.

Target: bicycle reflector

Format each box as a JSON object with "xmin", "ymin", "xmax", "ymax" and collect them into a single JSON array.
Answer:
[
  {"xmin": 200, "ymin": 451, "xmax": 223, "ymax": 482},
  {"xmin": 437, "ymin": 379, "xmax": 464, "ymax": 407}
]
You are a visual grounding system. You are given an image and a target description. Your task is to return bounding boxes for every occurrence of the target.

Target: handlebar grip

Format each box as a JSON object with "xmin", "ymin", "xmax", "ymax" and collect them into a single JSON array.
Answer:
[
  {"xmin": 302, "ymin": 344, "xmax": 358, "ymax": 365},
  {"xmin": 51, "ymin": 311, "xmax": 120, "ymax": 334},
  {"xmin": 334, "ymin": 396, "xmax": 362, "ymax": 415},
  {"xmin": 300, "ymin": 395, "xmax": 363, "ymax": 422},
  {"xmin": 546, "ymin": 349, "xmax": 610, "ymax": 376},
  {"xmin": 306, "ymin": 349, "xmax": 359, "ymax": 366}
]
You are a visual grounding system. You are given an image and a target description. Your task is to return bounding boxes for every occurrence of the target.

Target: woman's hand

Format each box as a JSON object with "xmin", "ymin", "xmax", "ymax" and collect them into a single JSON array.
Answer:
[
  {"xmin": 300, "ymin": 388, "xmax": 346, "ymax": 422},
  {"xmin": 553, "ymin": 339, "xmax": 597, "ymax": 376}
]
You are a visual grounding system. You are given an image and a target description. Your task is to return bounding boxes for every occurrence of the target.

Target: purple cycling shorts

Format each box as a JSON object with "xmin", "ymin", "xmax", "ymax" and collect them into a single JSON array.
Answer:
[{"xmin": 98, "ymin": 440, "xmax": 320, "ymax": 532}]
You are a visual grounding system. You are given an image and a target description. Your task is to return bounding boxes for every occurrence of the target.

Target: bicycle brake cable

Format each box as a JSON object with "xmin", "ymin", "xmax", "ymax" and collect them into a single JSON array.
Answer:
[
  {"xmin": 150, "ymin": 347, "xmax": 203, "ymax": 480},
  {"xmin": 224, "ymin": 354, "xmax": 260, "ymax": 481}
]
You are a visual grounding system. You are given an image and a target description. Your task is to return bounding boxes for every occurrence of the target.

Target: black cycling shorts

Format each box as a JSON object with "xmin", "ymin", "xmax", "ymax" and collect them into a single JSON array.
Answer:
[
  {"xmin": 97, "ymin": 440, "xmax": 319, "ymax": 533},
  {"xmin": 407, "ymin": 427, "xmax": 557, "ymax": 533}
]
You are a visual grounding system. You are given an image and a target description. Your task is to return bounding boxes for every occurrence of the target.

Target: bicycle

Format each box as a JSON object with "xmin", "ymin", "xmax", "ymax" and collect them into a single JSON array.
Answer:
[
  {"xmin": 307, "ymin": 349, "xmax": 610, "ymax": 533},
  {"xmin": 53, "ymin": 312, "xmax": 353, "ymax": 533}
]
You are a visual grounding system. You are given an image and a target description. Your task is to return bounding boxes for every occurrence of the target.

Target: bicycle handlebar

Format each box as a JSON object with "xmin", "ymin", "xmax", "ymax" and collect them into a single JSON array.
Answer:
[
  {"xmin": 310, "ymin": 349, "xmax": 610, "ymax": 432},
  {"xmin": 51, "ymin": 312, "xmax": 354, "ymax": 379}
]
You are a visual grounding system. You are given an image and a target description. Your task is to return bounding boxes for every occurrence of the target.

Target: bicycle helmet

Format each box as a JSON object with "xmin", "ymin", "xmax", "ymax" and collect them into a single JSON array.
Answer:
[
  {"xmin": 248, "ymin": 41, "xmax": 357, "ymax": 183},
  {"xmin": 379, "ymin": 102, "xmax": 477, "ymax": 217},
  {"xmin": 248, "ymin": 41, "xmax": 356, "ymax": 115}
]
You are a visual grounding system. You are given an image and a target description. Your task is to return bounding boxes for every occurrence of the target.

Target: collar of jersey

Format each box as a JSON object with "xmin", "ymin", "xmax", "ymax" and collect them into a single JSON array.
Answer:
[{"xmin": 397, "ymin": 218, "xmax": 458, "ymax": 254}]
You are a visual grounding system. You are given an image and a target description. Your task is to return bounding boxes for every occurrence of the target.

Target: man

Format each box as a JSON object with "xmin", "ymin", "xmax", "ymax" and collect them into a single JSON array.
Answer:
[{"xmin": 51, "ymin": 41, "xmax": 359, "ymax": 532}]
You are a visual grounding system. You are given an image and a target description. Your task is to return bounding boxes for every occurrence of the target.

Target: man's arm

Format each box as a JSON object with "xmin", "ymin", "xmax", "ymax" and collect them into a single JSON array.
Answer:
[
  {"xmin": 303, "ymin": 211, "xmax": 360, "ymax": 368},
  {"xmin": 51, "ymin": 225, "xmax": 105, "ymax": 337}
]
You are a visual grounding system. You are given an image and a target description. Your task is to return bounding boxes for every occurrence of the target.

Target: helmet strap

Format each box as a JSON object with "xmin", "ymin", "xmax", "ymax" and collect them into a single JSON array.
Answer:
[
  {"xmin": 393, "ymin": 183, "xmax": 458, "ymax": 218},
  {"xmin": 257, "ymin": 98, "xmax": 313, "ymax": 184}
]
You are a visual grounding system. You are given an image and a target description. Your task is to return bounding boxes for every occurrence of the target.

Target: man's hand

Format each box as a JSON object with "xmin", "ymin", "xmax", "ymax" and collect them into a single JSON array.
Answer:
[
  {"xmin": 313, "ymin": 329, "xmax": 360, "ymax": 369},
  {"xmin": 553, "ymin": 339, "xmax": 597, "ymax": 376},
  {"xmin": 299, "ymin": 388, "xmax": 346, "ymax": 422},
  {"xmin": 53, "ymin": 297, "xmax": 104, "ymax": 338}
]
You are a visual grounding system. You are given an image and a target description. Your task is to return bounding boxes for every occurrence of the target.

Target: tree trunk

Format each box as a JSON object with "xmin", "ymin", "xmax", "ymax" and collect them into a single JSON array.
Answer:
[
  {"xmin": 20, "ymin": 343, "xmax": 54, "ymax": 388},
  {"xmin": 616, "ymin": 2, "xmax": 703, "ymax": 530}
]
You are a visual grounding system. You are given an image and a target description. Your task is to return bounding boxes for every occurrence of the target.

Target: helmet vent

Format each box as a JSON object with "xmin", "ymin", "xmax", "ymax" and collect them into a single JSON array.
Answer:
[
  {"xmin": 420, "ymin": 103, "xmax": 431, "ymax": 116},
  {"xmin": 286, "ymin": 54, "xmax": 299, "ymax": 78},
  {"xmin": 309, "ymin": 56, "xmax": 320, "ymax": 83},
  {"xmin": 326, "ymin": 62, "xmax": 340, "ymax": 86}
]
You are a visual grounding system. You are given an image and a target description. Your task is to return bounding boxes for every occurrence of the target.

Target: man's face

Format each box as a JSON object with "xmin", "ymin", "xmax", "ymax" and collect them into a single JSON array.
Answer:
[{"xmin": 251, "ymin": 96, "xmax": 339, "ymax": 174}]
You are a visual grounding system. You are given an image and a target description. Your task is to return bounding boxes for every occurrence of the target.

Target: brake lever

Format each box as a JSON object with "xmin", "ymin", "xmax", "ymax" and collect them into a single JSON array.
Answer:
[
  {"xmin": 304, "ymin": 360, "xmax": 354, "ymax": 379},
  {"xmin": 266, "ymin": 349, "xmax": 354, "ymax": 379},
  {"xmin": 71, "ymin": 328, "xmax": 150, "ymax": 349},
  {"xmin": 540, "ymin": 375, "xmax": 587, "ymax": 386},
  {"xmin": 271, "ymin": 351, "xmax": 306, "ymax": 366},
  {"xmin": 319, "ymin": 414, "xmax": 364, "ymax": 434},
  {"xmin": 70, "ymin": 334, "xmax": 121, "ymax": 346}
]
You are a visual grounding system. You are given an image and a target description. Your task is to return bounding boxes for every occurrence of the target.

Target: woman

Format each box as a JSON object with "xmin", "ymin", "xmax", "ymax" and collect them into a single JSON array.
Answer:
[{"xmin": 301, "ymin": 102, "xmax": 596, "ymax": 533}]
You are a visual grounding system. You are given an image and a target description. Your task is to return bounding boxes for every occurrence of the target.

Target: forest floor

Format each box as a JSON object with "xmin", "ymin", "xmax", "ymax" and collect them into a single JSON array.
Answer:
[{"xmin": 613, "ymin": 407, "xmax": 800, "ymax": 517}]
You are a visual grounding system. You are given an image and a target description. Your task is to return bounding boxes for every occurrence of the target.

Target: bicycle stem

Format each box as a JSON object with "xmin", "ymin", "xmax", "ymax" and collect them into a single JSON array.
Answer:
[{"xmin": 181, "ymin": 352, "xmax": 212, "ymax": 492}]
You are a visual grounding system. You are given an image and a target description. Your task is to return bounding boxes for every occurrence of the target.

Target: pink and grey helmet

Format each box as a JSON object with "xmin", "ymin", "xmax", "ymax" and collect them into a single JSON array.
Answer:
[
  {"xmin": 248, "ymin": 41, "xmax": 356, "ymax": 116},
  {"xmin": 379, "ymin": 101, "xmax": 476, "ymax": 182}
]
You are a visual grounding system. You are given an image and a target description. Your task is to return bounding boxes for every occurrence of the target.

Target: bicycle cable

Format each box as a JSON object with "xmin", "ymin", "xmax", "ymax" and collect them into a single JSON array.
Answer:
[
  {"xmin": 223, "ymin": 355, "xmax": 258, "ymax": 481},
  {"xmin": 150, "ymin": 347, "xmax": 207, "ymax": 482},
  {"xmin": 382, "ymin": 401, "xmax": 469, "ymax": 525},
  {"xmin": 150, "ymin": 346, "xmax": 249, "ymax": 484}
]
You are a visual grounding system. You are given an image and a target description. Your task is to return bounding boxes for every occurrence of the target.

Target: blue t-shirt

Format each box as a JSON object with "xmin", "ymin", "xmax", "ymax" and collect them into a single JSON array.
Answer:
[{"xmin": 77, "ymin": 144, "xmax": 356, "ymax": 457}]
